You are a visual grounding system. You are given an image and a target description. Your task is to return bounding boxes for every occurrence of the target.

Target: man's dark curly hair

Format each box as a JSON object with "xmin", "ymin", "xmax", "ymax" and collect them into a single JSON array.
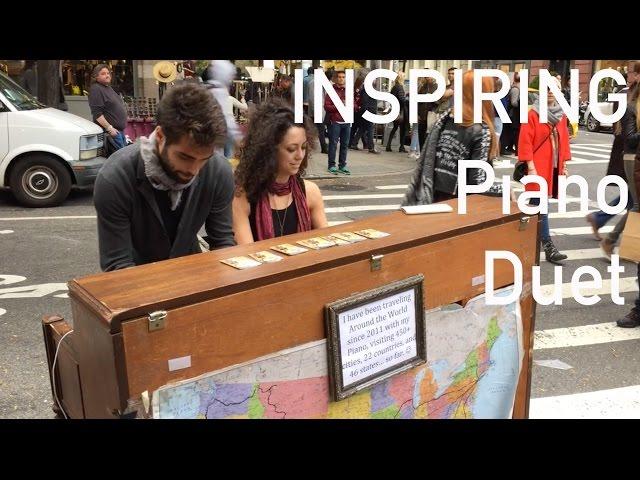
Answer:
[
  {"xmin": 235, "ymin": 98, "xmax": 318, "ymax": 203},
  {"xmin": 156, "ymin": 82, "xmax": 227, "ymax": 149}
]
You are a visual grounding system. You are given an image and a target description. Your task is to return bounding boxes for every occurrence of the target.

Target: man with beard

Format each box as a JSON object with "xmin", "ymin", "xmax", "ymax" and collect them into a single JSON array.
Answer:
[{"xmin": 93, "ymin": 82, "xmax": 235, "ymax": 272}]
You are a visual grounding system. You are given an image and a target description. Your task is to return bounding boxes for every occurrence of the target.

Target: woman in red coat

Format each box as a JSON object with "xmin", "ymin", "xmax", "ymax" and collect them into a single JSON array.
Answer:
[{"xmin": 518, "ymin": 79, "xmax": 571, "ymax": 264}]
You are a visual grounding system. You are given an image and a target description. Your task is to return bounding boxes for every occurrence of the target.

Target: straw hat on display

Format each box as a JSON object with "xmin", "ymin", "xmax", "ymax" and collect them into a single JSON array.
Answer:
[{"xmin": 153, "ymin": 61, "xmax": 177, "ymax": 83}]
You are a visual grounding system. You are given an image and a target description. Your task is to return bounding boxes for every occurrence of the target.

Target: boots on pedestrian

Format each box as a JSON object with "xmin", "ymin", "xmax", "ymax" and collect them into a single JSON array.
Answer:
[
  {"xmin": 617, "ymin": 309, "xmax": 640, "ymax": 328},
  {"xmin": 600, "ymin": 238, "xmax": 614, "ymax": 259},
  {"xmin": 585, "ymin": 213, "xmax": 602, "ymax": 240},
  {"xmin": 543, "ymin": 240, "xmax": 567, "ymax": 264}
]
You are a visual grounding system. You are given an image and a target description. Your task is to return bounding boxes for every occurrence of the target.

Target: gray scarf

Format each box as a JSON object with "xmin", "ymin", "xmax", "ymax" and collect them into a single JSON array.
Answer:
[
  {"xmin": 532, "ymin": 99, "xmax": 564, "ymax": 126},
  {"xmin": 139, "ymin": 130, "xmax": 196, "ymax": 210}
]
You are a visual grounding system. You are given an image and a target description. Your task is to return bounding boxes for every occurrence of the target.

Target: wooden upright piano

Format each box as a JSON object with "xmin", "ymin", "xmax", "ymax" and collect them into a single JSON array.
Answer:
[{"xmin": 42, "ymin": 195, "xmax": 539, "ymax": 419}]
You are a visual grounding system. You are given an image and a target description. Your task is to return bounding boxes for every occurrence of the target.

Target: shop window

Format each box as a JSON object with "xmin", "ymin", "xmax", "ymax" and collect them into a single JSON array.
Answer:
[{"xmin": 62, "ymin": 60, "xmax": 134, "ymax": 97}]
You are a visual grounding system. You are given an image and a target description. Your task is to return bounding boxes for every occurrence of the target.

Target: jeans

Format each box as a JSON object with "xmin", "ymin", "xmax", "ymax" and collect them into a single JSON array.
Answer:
[
  {"xmin": 593, "ymin": 194, "xmax": 634, "ymax": 229},
  {"xmin": 362, "ymin": 119, "xmax": 375, "ymax": 151},
  {"xmin": 410, "ymin": 123, "xmax": 419, "ymax": 152},
  {"xmin": 387, "ymin": 121, "xmax": 407, "ymax": 150},
  {"xmin": 529, "ymin": 197, "xmax": 550, "ymax": 243},
  {"xmin": 494, "ymin": 116, "xmax": 503, "ymax": 139},
  {"xmin": 105, "ymin": 131, "xmax": 127, "ymax": 157},
  {"xmin": 328, "ymin": 122, "xmax": 351, "ymax": 169},
  {"xmin": 113, "ymin": 131, "xmax": 126, "ymax": 149}
]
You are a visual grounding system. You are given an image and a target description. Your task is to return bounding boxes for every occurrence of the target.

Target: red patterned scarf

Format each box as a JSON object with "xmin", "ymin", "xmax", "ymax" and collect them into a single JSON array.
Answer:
[{"xmin": 254, "ymin": 176, "xmax": 312, "ymax": 240}]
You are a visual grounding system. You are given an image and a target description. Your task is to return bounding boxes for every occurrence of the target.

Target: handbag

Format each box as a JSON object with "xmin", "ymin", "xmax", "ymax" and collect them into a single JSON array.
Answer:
[{"xmin": 513, "ymin": 161, "xmax": 527, "ymax": 182}]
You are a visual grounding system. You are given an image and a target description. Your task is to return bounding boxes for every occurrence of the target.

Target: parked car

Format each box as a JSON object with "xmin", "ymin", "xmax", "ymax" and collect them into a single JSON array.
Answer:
[
  {"xmin": 583, "ymin": 100, "xmax": 615, "ymax": 132},
  {"xmin": 0, "ymin": 71, "xmax": 106, "ymax": 207}
]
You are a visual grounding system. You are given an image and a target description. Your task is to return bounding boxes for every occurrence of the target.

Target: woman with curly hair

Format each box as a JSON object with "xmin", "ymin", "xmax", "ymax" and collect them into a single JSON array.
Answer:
[{"xmin": 232, "ymin": 99, "xmax": 328, "ymax": 244}]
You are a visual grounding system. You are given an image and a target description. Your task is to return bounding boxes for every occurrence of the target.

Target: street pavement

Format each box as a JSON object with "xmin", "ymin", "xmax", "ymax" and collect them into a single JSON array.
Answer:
[{"xmin": 2, "ymin": 128, "xmax": 638, "ymax": 418}]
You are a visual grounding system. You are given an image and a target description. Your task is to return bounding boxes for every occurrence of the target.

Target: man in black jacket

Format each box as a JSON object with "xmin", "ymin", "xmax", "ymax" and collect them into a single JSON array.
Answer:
[{"xmin": 93, "ymin": 82, "xmax": 235, "ymax": 272}]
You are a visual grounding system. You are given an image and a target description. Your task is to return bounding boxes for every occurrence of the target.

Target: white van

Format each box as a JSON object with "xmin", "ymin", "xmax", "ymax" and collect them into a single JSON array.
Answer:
[{"xmin": 0, "ymin": 71, "xmax": 106, "ymax": 207}]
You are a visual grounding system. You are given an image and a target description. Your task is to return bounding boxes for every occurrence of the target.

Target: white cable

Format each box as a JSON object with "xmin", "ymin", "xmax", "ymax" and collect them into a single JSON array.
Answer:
[{"xmin": 51, "ymin": 329, "xmax": 74, "ymax": 419}]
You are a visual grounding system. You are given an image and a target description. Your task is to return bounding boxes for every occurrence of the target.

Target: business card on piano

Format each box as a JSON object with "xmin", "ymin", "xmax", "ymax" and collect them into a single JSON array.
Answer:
[
  {"xmin": 248, "ymin": 251, "xmax": 284, "ymax": 263},
  {"xmin": 401, "ymin": 204, "xmax": 454, "ymax": 215},
  {"xmin": 354, "ymin": 228, "xmax": 391, "ymax": 239},
  {"xmin": 324, "ymin": 235, "xmax": 351, "ymax": 246},
  {"xmin": 270, "ymin": 243, "xmax": 309, "ymax": 255},
  {"xmin": 331, "ymin": 232, "xmax": 368, "ymax": 243},
  {"xmin": 297, "ymin": 237, "xmax": 336, "ymax": 250},
  {"xmin": 220, "ymin": 256, "xmax": 263, "ymax": 269}
]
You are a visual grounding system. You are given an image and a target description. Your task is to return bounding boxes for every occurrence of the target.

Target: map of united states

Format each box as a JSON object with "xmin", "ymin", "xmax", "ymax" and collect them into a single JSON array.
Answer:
[{"xmin": 155, "ymin": 287, "xmax": 521, "ymax": 419}]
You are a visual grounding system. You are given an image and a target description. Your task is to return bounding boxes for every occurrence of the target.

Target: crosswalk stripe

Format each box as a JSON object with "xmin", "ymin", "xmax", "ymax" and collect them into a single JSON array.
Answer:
[
  {"xmin": 548, "ymin": 198, "xmax": 598, "ymax": 206},
  {"xmin": 569, "ymin": 150, "xmax": 611, "ymax": 159},
  {"xmin": 375, "ymin": 185, "xmax": 408, "ymax": 190},
  {"xmin": 548, "ymin": 210, "xmax": 599, "ymax": 219},
  {"xmin": 541, "ymin": 248, "xmax": 612, "ymax": 262},
  {"xmin": 571, "ymin": 144, "xmax": 612, "ymax": 148},
  {"xmin": 572, "ymin": 145, "xmax": 613, "ymax": 153},
  {"xmin": 529, "ymin": 385, "xmax": 640, "ymax": 419},
  {"xmin": 534, "ymin": 322, "xmax": 640, "ymax": 350},
  {"xmin": 495, "ymin": 157, "xmax": 608, "ymax": 167},
  {"xmin": 494, "ymin": 162, "xmax": 515, "ymax": 170},
  {"xmin": 323, "ymin": 194, "xmax": 404, "ymax": 201},
  {"xmin": 325, "ymin": 205, "xmax": 400, "ymax": 213},
  {"xmin": 567, "ymin": 157, "xmax": 609, "ymax": 164},
  {"xmin": 494, "ymin": 157, "xmax": 609, "ymax": 167},
  {"xmin": 551, "ymin": 225, "xmax": 614, "ymax": 235},
  {"xmin": 537, "ymin": 276, "xmax": 637, "ymax": 299}
]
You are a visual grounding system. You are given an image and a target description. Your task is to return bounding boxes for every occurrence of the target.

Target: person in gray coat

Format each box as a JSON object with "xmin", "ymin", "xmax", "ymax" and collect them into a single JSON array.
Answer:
[{"xmin": 93, "ymin": 82, "xmax": 235, "ymax": 272}]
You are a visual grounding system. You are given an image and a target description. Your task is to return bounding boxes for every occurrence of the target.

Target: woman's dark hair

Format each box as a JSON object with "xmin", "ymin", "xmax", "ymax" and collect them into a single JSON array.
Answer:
[
  {"xmin": 156, "ymin": 82, "xmax": 227, "ymax": 148},
  {"xmin": 235, "ymin": 98, "xmax": 318, "ymax": 203},
  {"xmin": 91, "ymin": 63, "xmax": 110, "ymax": 83}
]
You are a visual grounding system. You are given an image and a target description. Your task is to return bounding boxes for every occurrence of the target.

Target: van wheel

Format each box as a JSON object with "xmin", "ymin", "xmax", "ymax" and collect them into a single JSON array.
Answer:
[
  {"xmin": 586, "ymin": 114, "xmax": 600, "ymax": 132},
  {"xmin": 9, "ymin": 155, "xmax": 72, "ymax": 207}
]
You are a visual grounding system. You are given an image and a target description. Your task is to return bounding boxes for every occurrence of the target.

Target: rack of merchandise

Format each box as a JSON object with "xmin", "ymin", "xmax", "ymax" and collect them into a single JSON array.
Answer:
[{"xmin": 122, "ymin": 97, "xmax": 157, "ymax": 141}]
